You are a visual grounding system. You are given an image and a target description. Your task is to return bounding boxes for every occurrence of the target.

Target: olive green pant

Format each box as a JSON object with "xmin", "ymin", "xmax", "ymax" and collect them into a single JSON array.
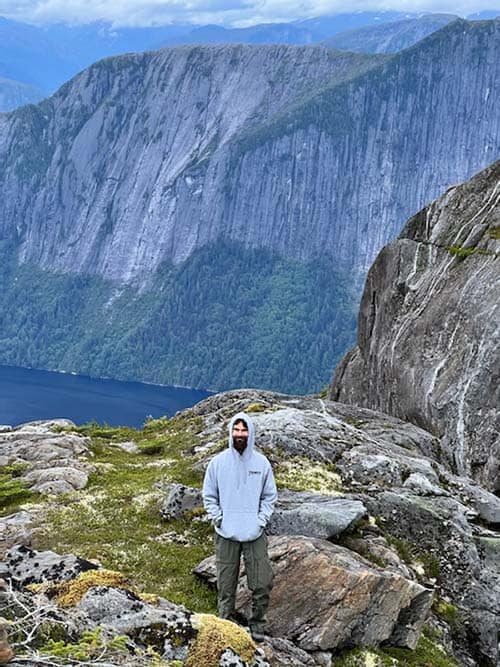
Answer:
[{"xmin": 215, "ymin": 532, "xmax": 274, "ymax": 624}]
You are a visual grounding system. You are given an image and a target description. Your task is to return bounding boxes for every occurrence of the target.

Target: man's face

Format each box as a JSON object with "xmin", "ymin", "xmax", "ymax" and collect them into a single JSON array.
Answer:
[{"xmin": 232, "ymin": 420, "xmax": 249, "ymax": 454}]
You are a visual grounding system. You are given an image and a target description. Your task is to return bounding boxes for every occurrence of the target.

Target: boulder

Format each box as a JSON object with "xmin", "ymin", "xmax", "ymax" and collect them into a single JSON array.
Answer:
[
  {"xmin": 76, "ymin": 586, "xmax": 193, "ymax": 648},
  {"xmin": 161, "ymin": 483, "xmax": 203, "ymax": 520},
  {"xmin": 268, "ymin": 491, "xmax": 366, "ymax": 539},
  {"xmin": 4, "ymin": 545, "xmax": 98, "ymax": 586},
  {"xmin": 195, "ymin": 535, "xmax": 433, "ymax": 652},
  {"xmin": 0, "ymin": 512, "xmax": 33, "ymax": 559}
]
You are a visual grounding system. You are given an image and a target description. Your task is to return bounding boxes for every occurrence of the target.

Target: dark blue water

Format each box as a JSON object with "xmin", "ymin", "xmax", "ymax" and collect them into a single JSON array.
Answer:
[{"xmin": 0, "ymin": 365, "xmax": 211, "ymax": 428}]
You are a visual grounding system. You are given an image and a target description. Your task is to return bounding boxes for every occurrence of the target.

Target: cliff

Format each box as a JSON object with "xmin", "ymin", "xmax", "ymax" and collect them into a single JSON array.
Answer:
[
  {"xmin": 330, "ymin": 160, "xmax": 500, "ymax": 493},
  {"xmin": 0, "ymin": 19, "xmax": 498, "ymax": 285}
]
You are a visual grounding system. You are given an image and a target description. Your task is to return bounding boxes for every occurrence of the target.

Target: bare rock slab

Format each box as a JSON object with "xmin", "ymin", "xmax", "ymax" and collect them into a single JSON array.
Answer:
[
  {"xmin": 268, "ymin": 491, "xmax": 367, "ymax": 539},
  {"xmin": 195, "ymin": 535, "xmax": 433, "ymax": 652}
]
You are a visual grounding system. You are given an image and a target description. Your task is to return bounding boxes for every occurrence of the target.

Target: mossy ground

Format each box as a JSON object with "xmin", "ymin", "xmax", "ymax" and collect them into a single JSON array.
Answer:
[
  {"xmin": 332, "ymin": 631, "xmax": 458, "ymax": 666},
  {"xmin": 274, "ymin": 456, "xmax": 342, "ymax": 493},
  {"xmin": 0, "ymin": 463, "xmax": 39, "ymax": 514},
  {"xmin": 31, "ymin": 416, "xmax": 217, "ymax": 612}
]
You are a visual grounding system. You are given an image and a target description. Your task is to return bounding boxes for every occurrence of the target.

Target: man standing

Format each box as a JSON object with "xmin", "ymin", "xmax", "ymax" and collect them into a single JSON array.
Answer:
[{"xmin": 202, "ymin": 411, "xmax": 277, "ymax": 642}]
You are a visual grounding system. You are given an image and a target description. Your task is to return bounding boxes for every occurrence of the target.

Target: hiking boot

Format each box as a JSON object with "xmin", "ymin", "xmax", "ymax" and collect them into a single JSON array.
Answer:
[{"xmin": 249, "ymin": 622, "xmax": 267, "ymax": 643}]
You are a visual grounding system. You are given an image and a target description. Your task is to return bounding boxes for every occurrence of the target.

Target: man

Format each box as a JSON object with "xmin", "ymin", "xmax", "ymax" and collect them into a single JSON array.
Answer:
[{"xmin": 202, "ymin": 411, "xmax": 277, "ymax": 642}]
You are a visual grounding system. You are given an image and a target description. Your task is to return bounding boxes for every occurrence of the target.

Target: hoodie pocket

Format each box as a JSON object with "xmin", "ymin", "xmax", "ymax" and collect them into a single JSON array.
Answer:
[{"xmin": 219, "ymin": 509, "xmax": 262, "ymax": 542}]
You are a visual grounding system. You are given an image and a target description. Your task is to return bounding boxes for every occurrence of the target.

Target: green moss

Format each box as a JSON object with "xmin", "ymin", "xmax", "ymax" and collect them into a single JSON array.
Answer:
[
  {"xmin": 446, "ymin": 245, "xmax": 497, "ymax": 259},
  {"xmin": 488, "ymin": 226, "xmax": 500, "ymax": 240},
  {"xmin": 383, "ymin": 633, "xmax": 459, "ymax": 666},
  {"xmin": 274, "ymin": 456, "xmax": 342, "ymax": 493},
  {"xmin": 32, "ymin": 417, "xmax": 216, "ymax": 612},
  {"xmin": 332, "ymin": 631, "xmax": 458, "ymax": 666},
  {"xmin": 245, "ymin": 402, "xmax": 267, "ymax": 413},
  {"xmin": 0, "ymin": 463, "xmax": 39, "ymax": 515},
  {"xmin": 433, "ymin": 599, "xmax": 460, "ymax": 628},
  {"xmin": 40, "ymin": 627, "xmax": 129, "ymax": 662},
  {"xmin": 30, "ymin": 569, "xmax": 134, "ymax": 607},
  {"xmin": 186, "ymin": 614, "xmax": 256, "ymax": 667}
]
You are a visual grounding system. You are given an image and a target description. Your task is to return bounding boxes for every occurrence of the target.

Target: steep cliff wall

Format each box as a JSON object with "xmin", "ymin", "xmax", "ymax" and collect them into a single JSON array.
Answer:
[
  {"xmin": 331, "ymin": 160, "xmax": 500, "ymax": 492},
  {"xmin": 0, "ymin": 19, "xmax": 498, "ymax": 286}
]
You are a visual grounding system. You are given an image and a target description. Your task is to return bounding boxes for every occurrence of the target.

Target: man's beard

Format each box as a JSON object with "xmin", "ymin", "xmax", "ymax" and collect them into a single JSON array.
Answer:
[{"xmin": 233, "ymin": 436, "xmax": 248, "ymax": 453}]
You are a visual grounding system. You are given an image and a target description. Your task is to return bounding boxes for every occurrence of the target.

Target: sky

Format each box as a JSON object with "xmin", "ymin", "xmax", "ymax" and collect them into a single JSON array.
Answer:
[{"xmin": 0, "ymin": 0, "xmax": 498, "ymax": 27}]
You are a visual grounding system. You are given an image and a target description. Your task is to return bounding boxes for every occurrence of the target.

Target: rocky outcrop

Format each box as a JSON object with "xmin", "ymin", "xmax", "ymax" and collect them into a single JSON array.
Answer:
[
  {"xmin": 0, "ymin": 420, "xmax": 92, "ymax": 556},
  {"xmin": 195, "ymin": 535, "xmax": 433, "ymax": 651},
  {"xmin": 0, "ymin": 546, "xmax": 269, "ymax": 667},
  {"xmin": 330, "ymin": 160, "xmax": 500, "ymax": 494},
  {"xmin": 183, "ymin": 388, "xmax": 500, "ymax": 665},
  {"xmin": 0, "ymin": 419, "xmax": 92, "ymax": 494},
  {"xmin": 0, "ymin": 20, "xmax": 498, "ymax": 286}
]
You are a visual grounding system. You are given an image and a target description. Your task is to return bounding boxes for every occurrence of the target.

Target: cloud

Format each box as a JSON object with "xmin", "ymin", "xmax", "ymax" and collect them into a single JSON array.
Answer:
[{"xmin": 0, "ymin": 0, "xmax": 498, "ymax": 27}]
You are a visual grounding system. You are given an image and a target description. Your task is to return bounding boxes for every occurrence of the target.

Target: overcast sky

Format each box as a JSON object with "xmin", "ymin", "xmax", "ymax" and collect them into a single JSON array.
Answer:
[{"xmin": 0, "ymin": 0, "xmax": 498, "ymax": 27}]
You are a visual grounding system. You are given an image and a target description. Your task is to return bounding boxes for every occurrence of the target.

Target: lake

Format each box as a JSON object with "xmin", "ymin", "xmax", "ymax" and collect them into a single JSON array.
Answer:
[{"xmin": 0, "ymin": 365, "xmax": 211, "ymax": 428}]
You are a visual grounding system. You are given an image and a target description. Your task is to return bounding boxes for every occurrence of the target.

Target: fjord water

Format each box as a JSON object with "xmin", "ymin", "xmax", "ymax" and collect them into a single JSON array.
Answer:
[{"xmin": 0, "ymin": 365, "xmax": 211, "ymax": 428}]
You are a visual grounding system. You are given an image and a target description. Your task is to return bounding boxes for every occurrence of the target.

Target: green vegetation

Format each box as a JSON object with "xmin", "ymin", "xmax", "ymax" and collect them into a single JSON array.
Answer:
[
  {"xmin": 0, "ymin": 463, "xmax": 38, "ymax": 514},
  {"xmin": 0, "ymin": 239, "xmax": 358, "ymax": 395},
  {"xmin": 446, "ymin": 245, "xmax": 497, "ymax": 258},
  {"xmin": 332, "ymin": 631, "xmax": 458, "ymax": 666},
  {"xmin": 488, "ymin": 226, "xmax": 500, "ymax": 240},
  {"xmin": 33, "ymin": 416, "xmax": 217, "ymax": 612},
  {"xmin": 384, "ymin": 534, "xmax": 440, "ymax": 580},
  {"xmin": 274, "ymin": 457, "xmax": 342, "ymax": 493},
  {"xmin": 40, "ymin": 627, "xmax": 129, "ymax": 662},
  {"xmin": 186, "ymin": 614, "xmax": 256, "ymax": 667},
  {"xmin": 433, "ymin": 599, "xmax": 461, "ymax": 632}
]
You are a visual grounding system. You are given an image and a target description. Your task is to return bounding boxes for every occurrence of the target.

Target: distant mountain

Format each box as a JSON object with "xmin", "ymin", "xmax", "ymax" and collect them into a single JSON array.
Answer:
[
  {"xmin": 0, "ymin": 16, "xmax": 193, "ymax": 92},
  {"xmin": 0, "ymin": 19, "xmax": 498, "ymax": 394},
  {"xmin": 0, "ymin": 11, "xmax": 497, "ymax": 103},
  {"xmin": 162, "ymin": 22, "xmax": 314, "ymax": 46},
  {"xmin": 292, "ymin": 10, "xmax": 415, "ymax": 39},
  {"xmin": 323, "ymin": 14, "xmax": 458, "ymax": 53},
  {"xmin": 0, "ymin": 76, "xmax": 45, "ymax": 111},
  {"xmin": 161, "ymin": 12, "xmax": 415, "ymax": 46}
]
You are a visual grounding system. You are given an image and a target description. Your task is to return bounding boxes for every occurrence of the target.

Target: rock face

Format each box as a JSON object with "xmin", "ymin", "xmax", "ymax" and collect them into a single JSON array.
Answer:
[
  {"xmin": 0, "ymin": 20, "xmax": 498, "ymax": 286},
  {"xmin": 330, "ymin": 160, "xmax": 500, "ymax": 493},
  {"xmin": 196, "ymin": 535, "xmax": 433, "ymax": 651}
]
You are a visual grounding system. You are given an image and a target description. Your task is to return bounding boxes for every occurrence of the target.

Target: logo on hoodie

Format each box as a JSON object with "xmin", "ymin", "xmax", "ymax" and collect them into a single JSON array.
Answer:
[{"xmin": 248, "ymin": 470, "xmax": 261, "ymax": 476}]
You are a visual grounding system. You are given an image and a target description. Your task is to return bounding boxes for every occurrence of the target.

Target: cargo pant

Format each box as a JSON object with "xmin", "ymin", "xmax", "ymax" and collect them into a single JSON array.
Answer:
[{"xmin": 215, "ymin": 531, "xmax": 274, "ymax": 624}]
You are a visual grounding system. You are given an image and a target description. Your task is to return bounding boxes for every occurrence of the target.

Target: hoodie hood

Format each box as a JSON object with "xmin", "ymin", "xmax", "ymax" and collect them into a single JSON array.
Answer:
[{"xmin": 228, "ymin": 411, "xmax": 255, "ymax": 459}]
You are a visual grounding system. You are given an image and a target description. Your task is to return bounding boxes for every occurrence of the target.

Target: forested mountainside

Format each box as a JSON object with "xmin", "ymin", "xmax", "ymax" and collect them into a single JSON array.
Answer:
[
  {"xmin": 331, "ymin": 160, "xmax": 500, "ymax": 493},
  {"xmin": 0, "ymin": 19, "xmax": 498, "ymax": 393}
]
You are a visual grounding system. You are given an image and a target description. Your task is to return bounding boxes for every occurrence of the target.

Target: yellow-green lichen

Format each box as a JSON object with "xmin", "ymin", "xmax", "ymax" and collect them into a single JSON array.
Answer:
[
  {"xmin": 245, "ymin": 402, "xmax": 267, "ymax": 413},
  {"xmin": 186, "ymin": 614, "xmax": 256, "ymax": 667},
  {"xmin": 275, "ymin": 456, "xmax": 342, "ymax": 493},
  {"xmin": 33, "ymin": 569, "xmax": 132, "ymax": 607}
]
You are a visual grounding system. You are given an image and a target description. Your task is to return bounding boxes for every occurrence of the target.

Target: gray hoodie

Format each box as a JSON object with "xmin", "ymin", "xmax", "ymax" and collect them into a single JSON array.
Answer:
[{"xmin": 202, "ymin": 411, "xmax": 277, "ymax": 542}]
